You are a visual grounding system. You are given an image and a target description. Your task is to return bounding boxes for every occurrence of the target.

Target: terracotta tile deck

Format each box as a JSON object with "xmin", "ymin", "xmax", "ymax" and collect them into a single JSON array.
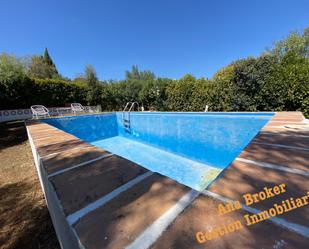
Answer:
[
  {"xmin": 50, "ymin": 155, "xmax": 149, "ymax": 215},
  {"xmin": 74, "ymin": 174, "xmax": 190, "ymax": 249},
  {"xmin": 26, "ymin": 112, "xmax": 309, "ymax": 249},
  {"xmin": 208, "ymin": 160, "xmax": 309, "ymax": 227},
  {"xmin": 151, "ymin": 196, "xmax": 309, "ymax": 249},
  {"xmin": 238, "ymin": 143, "xmax": 309, "ymax": 171},
  {"xmin": 42, "ymin": 146, "xmax": 105, "ymax": 174}
]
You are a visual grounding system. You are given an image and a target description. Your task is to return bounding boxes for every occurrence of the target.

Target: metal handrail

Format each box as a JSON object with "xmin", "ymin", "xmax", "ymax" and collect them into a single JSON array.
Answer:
[
  {"xmin": 128, "ymin": 102, "xmax": 139, "ymax": 112},
  {"xmin": 122, "ymin": 102, "xmax": 132, "ymax": 120},
  {"xmin": 122, "ymin": 102, "xmax": 139, "ymax": 129},
  {"xmin": 123, "ymin": 102, "xmax": 132, "ymax": 112}
]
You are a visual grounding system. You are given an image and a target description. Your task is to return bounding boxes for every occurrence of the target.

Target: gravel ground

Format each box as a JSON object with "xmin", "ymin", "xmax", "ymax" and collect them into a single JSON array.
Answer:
[{"xmin": 0, "ymin": 121, "xmax": 60, "ymax": 249}]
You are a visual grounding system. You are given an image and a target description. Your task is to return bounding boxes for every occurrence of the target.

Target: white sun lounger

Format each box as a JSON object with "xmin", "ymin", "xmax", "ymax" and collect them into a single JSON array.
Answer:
[
  {"xmin": 31, "ymin": 105, "xmax": 50, "ymax": 119},
  {"xmin": 71, "ymin": 103, "xmax": 85, "ymax": 114}
]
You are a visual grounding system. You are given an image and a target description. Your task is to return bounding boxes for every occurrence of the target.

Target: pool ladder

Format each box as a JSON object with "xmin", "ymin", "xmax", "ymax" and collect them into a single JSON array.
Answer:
[{"xmin": 122, "ymin": 102, "xmax": 139, "ymax": 130}]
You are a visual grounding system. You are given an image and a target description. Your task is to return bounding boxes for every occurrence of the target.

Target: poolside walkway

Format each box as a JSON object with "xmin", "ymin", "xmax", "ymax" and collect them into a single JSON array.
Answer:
[{"xmin": 26, "ymin": 112, "xmax": 309, "ymax": 249}]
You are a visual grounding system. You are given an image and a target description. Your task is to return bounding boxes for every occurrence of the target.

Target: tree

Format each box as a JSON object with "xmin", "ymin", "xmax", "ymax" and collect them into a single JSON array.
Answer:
[
  {"xmin": 85, "ymin": 65, "xmax": 98, "ymax": 87},
  {"xmin": 211, "ymin": 64, "xmax": 236, "ymax": 111},
  {"xmin": 261, "ymin": 52, "xmax": 309, "ymax": 113},
  {"xmin": 73, "ymin": 74, "xmax": 87, "ymax": 84},
  {"xmin": 231, "ymin": 55, "xmax": 278, "ymax": 111},
  {"xmin": 166, "ymin": 74, "xmax": 197, "ymax": 111},
  {"xmin": 0, "ymin": 54, "xmax": 33, "ymax": 108},
  {"xmin": 138, "ymin": 78, "xmax": 170, "ymax": 111},
  {"xmin": 270, "ymin": 26, "xmax": 309, "ymax": 60},
  {"xmin": 264, "ymin": 26, "xmax": 309, "ymax": 115},
  {"xmin": 28, "ymin": 48, "xmax": 60, "ymax": 79},
  {"xmin": 125, "ymin": 65, "xmax": 155, "ymax": 81},
  {"xmin": 44, "ymin": 48, "xmax": 57, "ymax": 69},
  {"xmin": 189, "ymin": 78, "xmax": 216, "ymax": 111},
  {"xmin": 84, "ymin": 65, "xmax": 102, "ymax": 105}
]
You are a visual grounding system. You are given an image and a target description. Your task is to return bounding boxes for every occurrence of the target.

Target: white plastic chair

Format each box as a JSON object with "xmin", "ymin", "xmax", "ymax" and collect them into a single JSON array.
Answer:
[
  {"xmin": 71, "ymin": 103, "xmax": 85, "ymax": 115},
  {"xmin": 31, "ymin": 105, "xmax": 50, "ymax": 119}
]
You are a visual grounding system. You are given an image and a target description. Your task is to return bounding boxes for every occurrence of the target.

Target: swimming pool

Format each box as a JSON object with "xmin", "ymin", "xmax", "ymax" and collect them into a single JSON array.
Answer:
[{"xmin": 44, "ymin": 112, "xmax": 273, "ymax": 190}]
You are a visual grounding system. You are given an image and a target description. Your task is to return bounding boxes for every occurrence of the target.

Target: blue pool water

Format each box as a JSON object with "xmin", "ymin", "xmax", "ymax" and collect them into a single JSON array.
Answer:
[{"xmin": 44, "ymin": 112, "xmax": 273, "ymax": 190}]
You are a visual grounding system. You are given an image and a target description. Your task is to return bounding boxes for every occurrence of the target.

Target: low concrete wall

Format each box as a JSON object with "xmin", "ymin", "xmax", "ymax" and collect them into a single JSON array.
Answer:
[
  {"xmin": 26, "ymin": 125, "xmax": 82, "ymax": 249},
  {"xmin": 0, "ymin": 106, "xmax": 100, "ymax": 123}
]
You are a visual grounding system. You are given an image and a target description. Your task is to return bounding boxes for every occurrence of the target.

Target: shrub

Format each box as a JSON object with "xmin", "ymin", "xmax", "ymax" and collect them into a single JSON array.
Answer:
[{"xmin": 31, "ymin": 78, "xmax": 88, "ymax": 107}]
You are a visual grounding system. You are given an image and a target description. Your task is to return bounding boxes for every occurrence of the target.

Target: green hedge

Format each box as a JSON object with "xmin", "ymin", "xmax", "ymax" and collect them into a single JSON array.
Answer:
[
  {"xmin": 33, "ymin": 79, "xmax": 88, "ymax": 107},
  {"xmin": 0, "ymin": 77, "xmax": 88, "ymax": 109}
]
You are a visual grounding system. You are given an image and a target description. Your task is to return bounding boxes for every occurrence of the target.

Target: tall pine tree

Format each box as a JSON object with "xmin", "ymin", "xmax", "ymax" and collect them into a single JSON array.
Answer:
[
  {"xmin": 43, "ymin": 48, "xmax": 59, "ymax": 75},
  {"xmin": 28, "ymin": 48, "xmax": 60, "ymax": 79}
]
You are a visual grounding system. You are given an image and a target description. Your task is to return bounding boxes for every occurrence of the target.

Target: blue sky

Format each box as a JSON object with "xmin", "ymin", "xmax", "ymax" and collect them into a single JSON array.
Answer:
[{"xmin": 0, "ymin": 0, "xmax": 308, "ymax": 80}]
